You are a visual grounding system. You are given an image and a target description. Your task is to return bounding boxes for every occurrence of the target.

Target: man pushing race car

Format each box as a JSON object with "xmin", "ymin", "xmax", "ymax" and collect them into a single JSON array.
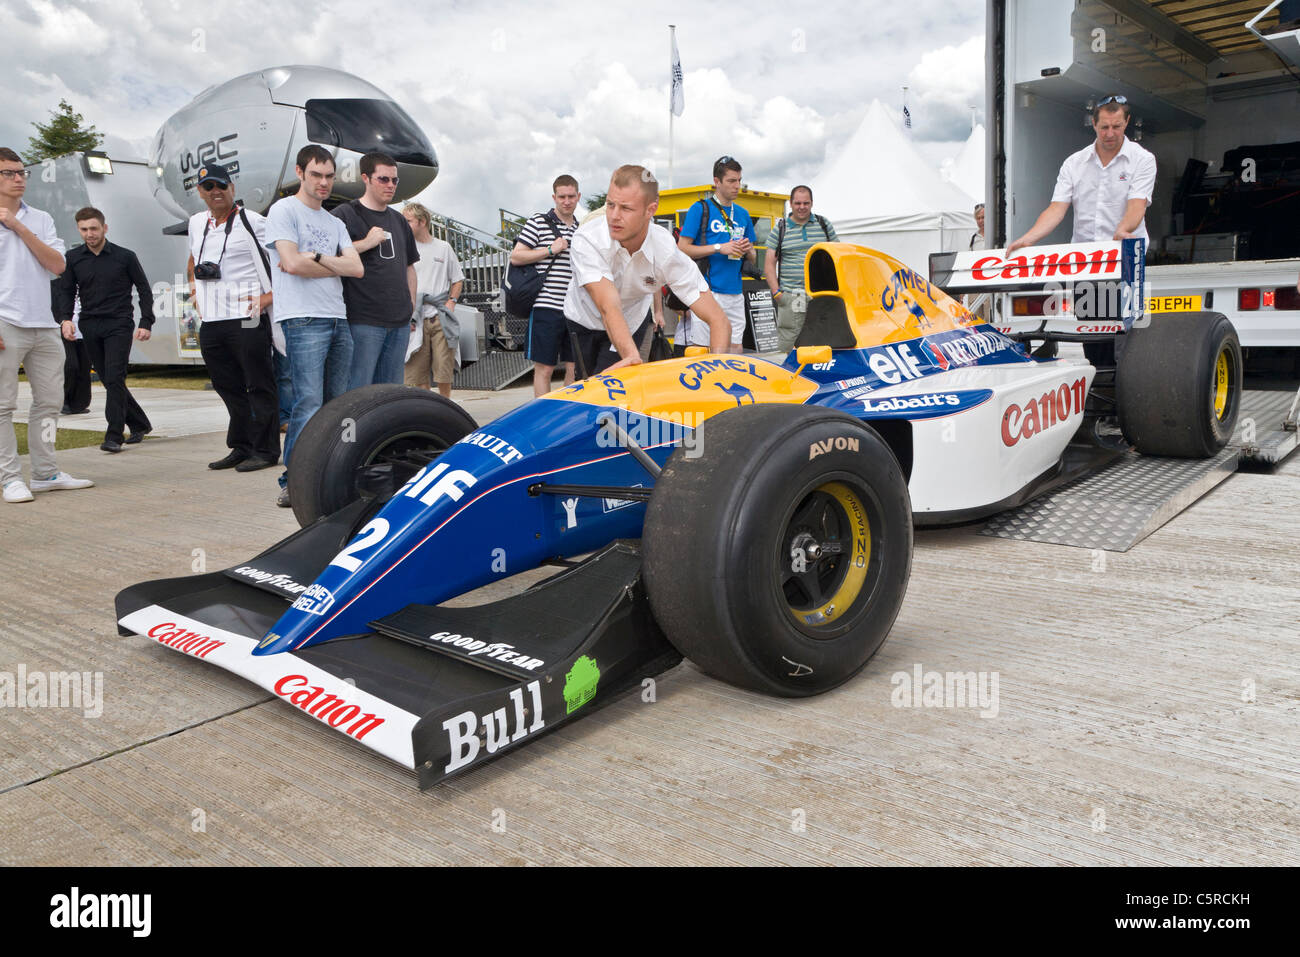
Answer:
[{"xmin": 117, "ymin": 165, "xmax": 1242, "ymax": 788}]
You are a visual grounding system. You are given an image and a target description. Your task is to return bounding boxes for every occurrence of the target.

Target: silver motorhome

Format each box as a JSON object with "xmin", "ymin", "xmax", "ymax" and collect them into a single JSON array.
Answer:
[{"xmin": 24, "ymin": 65, "xmax": 440, "ymax": 364}]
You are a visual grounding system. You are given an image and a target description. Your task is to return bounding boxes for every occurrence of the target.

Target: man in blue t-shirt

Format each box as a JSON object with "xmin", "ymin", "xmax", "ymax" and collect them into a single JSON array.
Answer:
[
  {"xmin": 678, "ymin": 155, "xmax": 756, "ymax": 354},
  {"xmin": 263, "ymin": 144, "xmax": 364, "ymax": 508}
]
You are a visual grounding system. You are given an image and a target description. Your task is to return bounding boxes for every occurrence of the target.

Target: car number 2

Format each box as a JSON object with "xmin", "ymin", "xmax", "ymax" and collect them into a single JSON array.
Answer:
[{"xmin": 329, "ymin": 518, "xmax": 390, "ymax": 573}]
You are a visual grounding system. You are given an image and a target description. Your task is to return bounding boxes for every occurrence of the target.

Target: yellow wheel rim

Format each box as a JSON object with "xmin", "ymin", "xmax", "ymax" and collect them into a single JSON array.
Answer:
[
  {"xmin": 783, "ymin": 481, "xmax": 872, "ymax": 628},
  {"xmin": 1214, "ymin": 349, "xmax": 1229, "ymax": 420}
]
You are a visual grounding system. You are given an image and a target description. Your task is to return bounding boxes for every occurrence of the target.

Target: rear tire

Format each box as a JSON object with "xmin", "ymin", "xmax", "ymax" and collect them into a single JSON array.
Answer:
[
  {"xmin": 1116, "ymin": 311, "xmax": 1241, "ymax": 458},
  {"xmin": 642, "ymin": 405, "xmax": 912, "ymax": 697},
  {"xmin": 287, "ymin": 385, "xmax": 477, "ymax": 527}
]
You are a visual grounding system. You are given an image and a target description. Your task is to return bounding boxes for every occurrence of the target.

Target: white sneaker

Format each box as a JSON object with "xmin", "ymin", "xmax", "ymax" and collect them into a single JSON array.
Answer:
[
  {"xmin": 3, "ymin": 479, "xmax": 35, "ymax": 503},
  {"xmin": 29, "ymin": 472, "xmax": 95, "ymax": 493}
]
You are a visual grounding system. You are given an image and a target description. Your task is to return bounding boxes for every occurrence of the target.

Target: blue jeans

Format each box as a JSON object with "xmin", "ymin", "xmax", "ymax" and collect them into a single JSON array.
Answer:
[
  {"xmin": 281, "ymin": 316, "xmax": 354, "ymax": 484},
  {"xmin": 273, "ymin": 348, "xmax": 294, "ymax": 426},
  {"xmin": 348, "ymin": 323, "xmax": 410, "ymax": 389}
]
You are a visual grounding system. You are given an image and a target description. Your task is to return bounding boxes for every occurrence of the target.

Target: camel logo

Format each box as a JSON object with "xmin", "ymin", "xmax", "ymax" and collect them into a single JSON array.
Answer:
[{"xmin": 713, "ymin": 382, "xmax": 755, "ymax": 406}]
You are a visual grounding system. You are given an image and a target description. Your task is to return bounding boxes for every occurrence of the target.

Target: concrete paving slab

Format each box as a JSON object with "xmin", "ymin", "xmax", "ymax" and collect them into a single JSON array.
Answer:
[{"xmin": 1, "ymin": 394, "xmax": 1298, "ymax": 865}]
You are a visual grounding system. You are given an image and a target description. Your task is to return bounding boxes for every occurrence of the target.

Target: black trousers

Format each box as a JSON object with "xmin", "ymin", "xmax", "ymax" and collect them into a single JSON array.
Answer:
[
  {"xmin": 63, "ymin": 338, "xmax": 92, "ymax": 412},
  {"xmin": 80, "ymin": 318, "xmax": 150, "ymax": 444},
  {"xmin": 199, "ymin": 315, "xmax": 280, "ymax": 462},
  {"xmin": 566, "ymin": 316, "xmax": 652, "ymax": 378}
]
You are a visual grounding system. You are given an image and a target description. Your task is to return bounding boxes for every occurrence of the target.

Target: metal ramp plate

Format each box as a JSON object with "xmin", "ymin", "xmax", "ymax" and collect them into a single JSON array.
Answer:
[
  {"xmin": 1233, "ymin": 389, "xmax": 1300, "ymax": 466},
  {"xmin": 454, "ymin": 350, "xmax": 532, "ymax": 391},
  {"xmin": 980, "ymin": 448, "xmax": 1237, "ymax": 552}
]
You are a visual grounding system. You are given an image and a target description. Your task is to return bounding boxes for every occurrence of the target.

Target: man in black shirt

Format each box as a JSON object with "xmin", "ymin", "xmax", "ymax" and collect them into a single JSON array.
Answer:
[
  {"xmin": 332, "ymin": 152, "xmax": 418, "ymax": 388},
  {"xmin": 54, "ymin": 207, "xmax": 153, "ymax": 452}
]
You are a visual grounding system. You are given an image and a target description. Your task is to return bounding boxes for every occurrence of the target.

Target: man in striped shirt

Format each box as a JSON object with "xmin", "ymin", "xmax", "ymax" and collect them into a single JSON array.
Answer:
[
  {"xmin": 510, "ymin": 175, "xmax": 581, "ymax": 396},
  {"xmin": 764, "ymin": 185, "xmax": 838, "ymax": 353}
]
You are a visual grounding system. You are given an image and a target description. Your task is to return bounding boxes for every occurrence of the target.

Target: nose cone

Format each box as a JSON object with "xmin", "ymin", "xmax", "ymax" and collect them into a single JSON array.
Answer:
[{"xmin": 303, "ymin": 96, "xmax": 438, "ymax": 202}]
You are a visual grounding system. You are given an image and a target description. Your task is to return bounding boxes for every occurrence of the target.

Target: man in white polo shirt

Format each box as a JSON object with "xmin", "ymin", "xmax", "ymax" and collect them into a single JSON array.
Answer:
[
  {"xmin": 0, "ymin": 146, "xmax": 93, "ymax": 503},
  {"xmin": 565, "ymin": 165, "xmax": 729, "ymax": 375},
  {"xmin": 1007, "ymin": 94, "xmax": 1156, "ymax": 253}
]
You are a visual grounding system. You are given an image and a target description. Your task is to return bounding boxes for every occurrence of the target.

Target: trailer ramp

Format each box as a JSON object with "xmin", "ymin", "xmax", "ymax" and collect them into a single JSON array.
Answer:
[{"xmin": 979, "ymin": 389, "xmax": 1297, "ymax": 551}]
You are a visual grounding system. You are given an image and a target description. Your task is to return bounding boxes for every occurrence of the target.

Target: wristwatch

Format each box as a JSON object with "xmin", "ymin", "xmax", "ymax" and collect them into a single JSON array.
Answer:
[
  {"xmin": 713, "ymin": 243, "xmax": 721, "ymax": 253},
  {"xmin": 313, "ymin": 251, "xmax": 322, "ymax": 263}
]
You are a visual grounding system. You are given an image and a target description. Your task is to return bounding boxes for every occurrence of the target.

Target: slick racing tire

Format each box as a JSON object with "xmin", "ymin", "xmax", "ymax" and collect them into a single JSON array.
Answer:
[
  {"xmin": 288, "ymin": 384, "xmax": 477, "ymax": 527},
  {"xmin": 642, "ymin": 405, "xmax": 912, "ymax": 697},
  {"xmin": 1116, "ymin": 311, "xmax": 1241, "ymax": 458}
]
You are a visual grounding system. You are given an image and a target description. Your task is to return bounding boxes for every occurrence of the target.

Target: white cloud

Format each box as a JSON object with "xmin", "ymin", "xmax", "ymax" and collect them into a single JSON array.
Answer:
[{"xmin": 4, "ymin": 0, "xmax": 984, "ymax": 229}]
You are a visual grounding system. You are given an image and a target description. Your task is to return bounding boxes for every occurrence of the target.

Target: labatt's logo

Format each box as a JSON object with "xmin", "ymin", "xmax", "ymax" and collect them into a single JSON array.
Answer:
[
  {"xmin": 972, "ymin": 247, "xmax": 1119, "ymax": 282},
  {"xmin": 273, "ymin": 674, "xmax": 385, "ymax": 741},
  {"xmin": 443, "ymin": 680, "xmax": 545, "ymax": 773},
  {"xmin": 1002, "ymin": 376, "xmax": 1087, "ymax": 447}
]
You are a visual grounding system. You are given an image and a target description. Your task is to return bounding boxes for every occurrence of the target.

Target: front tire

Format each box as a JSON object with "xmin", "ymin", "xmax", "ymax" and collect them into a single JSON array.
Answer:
[
  {"xmin": 287, "ymin": 384, "xmax": 477, "ymax": 526},
  {"xmin": 642, "ymin": 405, "xmax": 912, "ymax": 697},
  {"xmin": 1116, "ymin": 311, "xmax": 1241, "ymax": 457}
]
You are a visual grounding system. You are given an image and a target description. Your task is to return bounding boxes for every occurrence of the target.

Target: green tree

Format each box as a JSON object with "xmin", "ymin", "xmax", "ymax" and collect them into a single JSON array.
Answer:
[
  {"xmin": 584, "ymin": 191, "xmax": 607, "ymax": 212},
  {"xmin": 26, "ymin": 99, "xmax": 103, "ymax": 163}
]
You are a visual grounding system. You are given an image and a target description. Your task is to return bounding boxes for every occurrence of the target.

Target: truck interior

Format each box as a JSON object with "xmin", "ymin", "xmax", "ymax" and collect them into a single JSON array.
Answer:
[{"xmin": 1000, "ymin": 0, "xmax": 1300, "ymax": 264}]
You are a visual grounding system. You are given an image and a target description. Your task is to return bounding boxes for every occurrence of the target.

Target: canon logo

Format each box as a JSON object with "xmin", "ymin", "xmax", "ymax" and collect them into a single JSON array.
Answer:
[
  {"xmin": 1001, "ymin": 377, "xmax": 1087, "ymax": 447},
  {"xmin": 147, "ymin": 622, "xmax": 225, "ymax": 659},
  {"xmin": 273, "ymin": 674, "xmax": 385, "ymax": 741},
  {"xmin": 972, "ymin": 248, "xmax": 1119, "ymax": 282}
]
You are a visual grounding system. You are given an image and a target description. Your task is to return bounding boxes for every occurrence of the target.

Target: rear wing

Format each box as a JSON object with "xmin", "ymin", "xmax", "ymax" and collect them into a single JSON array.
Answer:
[{"xmin": 930, "ymin": 239, "xmax": 1148, "ymax": 332}]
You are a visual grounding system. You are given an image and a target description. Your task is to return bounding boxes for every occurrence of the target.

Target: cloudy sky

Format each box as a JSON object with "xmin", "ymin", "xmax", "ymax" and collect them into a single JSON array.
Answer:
[{"xmin": 5, "ymin": 0, "xmax": 985, "ymax": 229}]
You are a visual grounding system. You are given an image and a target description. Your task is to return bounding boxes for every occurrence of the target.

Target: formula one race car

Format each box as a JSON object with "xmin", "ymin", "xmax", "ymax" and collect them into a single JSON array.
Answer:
[{"xmin": 117, "ymin": 241, "xmax": 1241, "ymax": 787}]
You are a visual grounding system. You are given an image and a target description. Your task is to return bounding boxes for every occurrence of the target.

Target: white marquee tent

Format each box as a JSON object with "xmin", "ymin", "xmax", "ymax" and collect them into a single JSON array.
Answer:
[
  {"xmin": 813, "ymin": 100, "xmax": 979, "ymax": 273},
  {"xmin": 944, "ymin": 123, "xmax": 986, "ymax": 206}
]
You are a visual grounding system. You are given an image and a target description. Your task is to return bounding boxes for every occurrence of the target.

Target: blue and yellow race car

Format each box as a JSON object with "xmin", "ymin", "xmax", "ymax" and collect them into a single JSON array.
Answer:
[{"xmin": 116, "ymin": 241, "xmax": 1240, "ymax": 786}]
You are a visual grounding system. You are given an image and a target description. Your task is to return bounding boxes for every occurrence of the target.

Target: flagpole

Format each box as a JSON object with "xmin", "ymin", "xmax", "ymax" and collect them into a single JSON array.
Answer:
[{"xmin": 669, "ymin": 24, "xmax": 676, "ymax": 188}]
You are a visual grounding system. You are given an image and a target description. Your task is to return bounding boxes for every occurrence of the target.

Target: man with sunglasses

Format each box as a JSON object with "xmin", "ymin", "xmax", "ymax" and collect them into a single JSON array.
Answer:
[
  {"xmin": 54, "ymin": 206, "xmax": 155, "ymax": 453},
  {"xmin": 1007, "ymin": 94, "xmax": 1156, "ymax": 254},
  {"xmin": 678, "ymin": 156, "xmax": 756, "ymax": 354},
  {"xmin": 1, "ymin": 146, "xmax": 94, "ymax": 503},
  {"xmin": 331, "ymin": 151, "xmax": 418, "ymax": 389},
  {"xmin": 187, "ymin": 162, "xmax": 278, "ymax": 472}
]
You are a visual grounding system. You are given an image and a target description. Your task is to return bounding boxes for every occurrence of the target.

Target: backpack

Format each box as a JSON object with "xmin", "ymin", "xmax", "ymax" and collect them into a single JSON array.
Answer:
[
  {"xmin": 772, "ymin": 214, "xmax": 833, "ymax": 267},
  {"xmin": 503, "ymin": 211, "xmax": 568, "ymax": 318},
  {"xmin": 662, "ymin": 199, "xmax": 715, "ymax": 313}
]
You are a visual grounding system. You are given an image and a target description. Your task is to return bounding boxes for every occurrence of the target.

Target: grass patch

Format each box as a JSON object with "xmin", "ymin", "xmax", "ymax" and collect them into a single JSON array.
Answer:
[
  {"xmin": 13, "ymin": 421, "xmax": 105, "ymax": 455},
  {"xmin": 126, "ymin": 366, "xmax": 213, "ymax": 391},
  {"xmin": 19, "ymin": 365, "xmax": 213, "ymax": 390}
]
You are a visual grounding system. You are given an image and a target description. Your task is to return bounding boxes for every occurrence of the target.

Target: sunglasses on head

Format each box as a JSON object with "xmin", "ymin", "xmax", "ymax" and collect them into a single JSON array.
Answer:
[
  {"xmin": 1098, "ymin": 95, "xmax": 1128, "ymax": 106},
  {"xmin": 199, "ymin": 181, "xmax": 229, "ymax": 191}
]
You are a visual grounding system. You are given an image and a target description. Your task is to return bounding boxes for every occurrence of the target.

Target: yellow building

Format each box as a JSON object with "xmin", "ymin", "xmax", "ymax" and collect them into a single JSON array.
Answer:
[{"xmin": 655, "ymin": 185, "xmax": 789, "ymax": 248}]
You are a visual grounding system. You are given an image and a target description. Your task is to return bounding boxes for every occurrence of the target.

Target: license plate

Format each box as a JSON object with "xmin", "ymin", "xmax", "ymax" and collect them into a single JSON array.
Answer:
[{"xmin": 1146, "ymin": 295, "xmax": 1202, "ymax": 313}]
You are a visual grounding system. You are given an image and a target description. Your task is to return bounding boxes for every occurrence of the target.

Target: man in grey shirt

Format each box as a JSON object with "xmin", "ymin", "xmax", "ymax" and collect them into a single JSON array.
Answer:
[{"xmin": 264, "ymin": 144, "xmax": 363, "ymax": 507}]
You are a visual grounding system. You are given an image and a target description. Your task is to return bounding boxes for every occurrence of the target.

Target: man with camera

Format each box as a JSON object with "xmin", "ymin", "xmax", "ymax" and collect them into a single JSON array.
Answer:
[{"xmin": 187, "ymin": 162, "xmax": 278, "ymax": 472}]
